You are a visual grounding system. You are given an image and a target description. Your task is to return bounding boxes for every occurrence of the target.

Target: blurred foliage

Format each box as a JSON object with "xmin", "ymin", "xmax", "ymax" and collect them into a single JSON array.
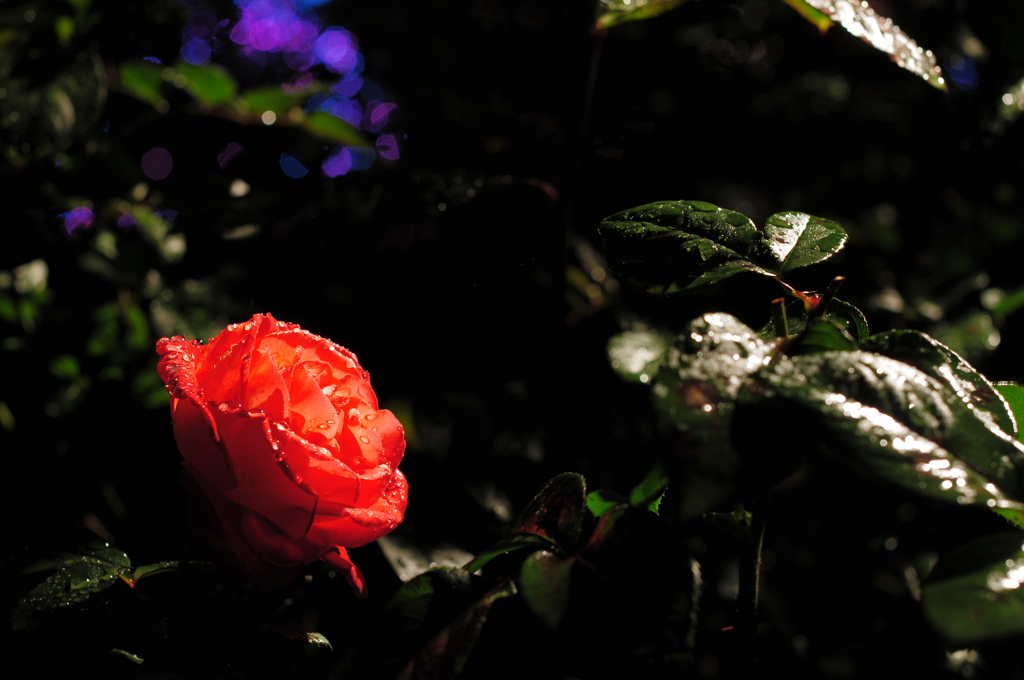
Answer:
[{"xmin": 5, "ymin": 0, "xmax": 1024, "ymax": 678}]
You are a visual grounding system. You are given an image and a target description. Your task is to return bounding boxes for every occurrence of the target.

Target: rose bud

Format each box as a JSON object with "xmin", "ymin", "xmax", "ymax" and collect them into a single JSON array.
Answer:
[{"xmin": 156, "ymin": 313, "xmax": 408, "ymax": 597}]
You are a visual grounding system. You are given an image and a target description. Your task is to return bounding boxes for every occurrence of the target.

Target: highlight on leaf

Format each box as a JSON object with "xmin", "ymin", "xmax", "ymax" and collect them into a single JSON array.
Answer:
[
  {"xmin": 785, "ymin": 0, "xmax": 946, "ymax": 90},
  {"xmin": 595, "ymin": 0, "xmax": 689, "ymax": 30}
]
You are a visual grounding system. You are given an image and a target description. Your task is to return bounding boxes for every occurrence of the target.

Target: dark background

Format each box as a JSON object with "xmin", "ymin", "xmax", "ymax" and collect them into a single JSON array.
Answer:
[{"xmin": 3, "ymin": 0, "xmax": 1024, "ymax": 677}]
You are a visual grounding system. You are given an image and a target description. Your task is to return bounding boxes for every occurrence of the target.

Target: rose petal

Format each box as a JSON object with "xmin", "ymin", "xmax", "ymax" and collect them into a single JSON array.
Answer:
[
  {"xmin": 182, "ymin": 464, "xmax": 302, "ymax": 589},
  {"xmin": 289, "ymin": 360, "xmax": 341, "ymax": 440},
  {"xmin": 211, "ymin": 404, "xmax": 317, "ymax": 540},
  {"xmin": 320, "ymin": 546, "xmax": 367, "ymax": 598},
  {"xmin": 170, "ymin": 397, "xmax": 237, "ymax": 490},
  {"xmin": 241, "ymin": 507, "xmax": 317, "ymax": 566},
  {"xmin": 308, "ymin": 470, "xmax": 408, "ymax": 547},
  {"xmin": 242, "ymin": 347, "xmax": 290, "ymax": 420},
  {"xmin": 276, "ymin": 426, "xmax": 361, "ymax": 504}
]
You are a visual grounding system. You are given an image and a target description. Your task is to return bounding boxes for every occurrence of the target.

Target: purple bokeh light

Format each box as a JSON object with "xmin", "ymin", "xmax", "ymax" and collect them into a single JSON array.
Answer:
[
  {"xmin": 63, "ymin": 207, "xmax": 94, "ymax": 234},
  {"xmin": 366, "ymin": 101, "xmax": 396, "ymax": 132},
  {"xmin": 141, "ymin": 148, "xmax": 174, "ymax": 180},
  {"xmin": 322, "ymin": 146, "xmax": 374, "ymax": 177},
  {"xmin": 117, "ymin": 212, "xmax": 137, "ymax": 227},
  {"xmin": 218, "ymin": 142, "xmax": 245, "ymax": 168},
  {"xmin": 375, "ymin": 134, "xmax": 400, "ymax": 161}
]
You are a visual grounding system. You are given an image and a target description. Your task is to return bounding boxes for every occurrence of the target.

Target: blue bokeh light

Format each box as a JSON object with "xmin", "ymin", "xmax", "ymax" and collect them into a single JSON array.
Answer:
[{"xmin": 280, "ymin": 153, "xmax": 310, "ymax": 177}]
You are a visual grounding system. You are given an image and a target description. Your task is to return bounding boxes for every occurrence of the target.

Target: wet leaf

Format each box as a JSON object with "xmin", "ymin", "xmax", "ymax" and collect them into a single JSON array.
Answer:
[
  {"xmin": 826, "ymin": 298, "xmax": 870, "ymax": 341},
  {"xmin": 922, "ymin": 531, "xmax": 1024, "ymax": 645},
  {"xmin": 519, "ymin": 550, "xmax": 574, "ymax": 628},
  {"xmin": 595, "ymin": 0, "xmax": 689, "ymax": 30},
  {"xmin": 118, "ymin": 61, "xmax": 164, "ymax": 106},
  {"xmin": 995, "ymin": 383, "xmax": 1024, "ymax": 441},
  {"xmin": 756, "ymin": 211, "xmax": 847, "ymax": 275},
  {"xmin": 653, "ymin": 314, "xmax": 771, "ymax": 519},
  {"xmin": 12, "ymin": 543, "xmax": 130, "ymax": 629},
  {"xmin": 750, "ymin": 350, "xmax": 1024, "ymax": 522},
  {"xmin": 128, "ymin": 560, "xmax": 178, "ymax": 585},
  {"xmin": 607, "ymin": 328, "xmax": 669, "ymax": 384},
  {"xmin": 598, "ymin": 201, "xmax": 846, "ymax": 295},
  {"xmin": 792, "ymin": 0, "xmax": 946, "ymax": 90},
  {"xmin": 175, "ymin": 61, "xmax": 237, "ymax": 107},
  {"xmin": 302, "ymin": 111, "xmax": 368, "ymax": 146},
  {"xmin": 862, "ymin": 330, "xmax": 1016, "ymax": 440}
]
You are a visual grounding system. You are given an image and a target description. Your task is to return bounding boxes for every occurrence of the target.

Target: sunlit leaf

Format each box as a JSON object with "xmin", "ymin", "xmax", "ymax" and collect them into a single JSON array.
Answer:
[
  {"xmin": 302, "ymin": 111, "xmax": 368, "ymax": 146},
  {"xmin": 792, "ymin": 0, "xmax": 946, "ymax": 90},
  {"xmin": 586, "ymin": 489, "xmax": 627, "ymax": 518},
  {"xmin": 922, "ymin": 531, "xmax": 1024, "ymax": 645},
  {"xmin": 995, "ymin": 383, "xmax": 1024, "ymax": 442},
  {"xmin": 826, "ymin": 298, "xmax": 870, "ymax": 341},
  {"xmin": 607, "ymin": 328, "xmax": 669, "ymax": 384},
  {"xmin": 595, "ymin": 0, "xmax": 689, "ymax": 30},
  {"xmin": 750, "ymin": 349, "xmax": 1024, "ymax": 522},
  {"xmin": 629, "ymin": 463, "xmax": 670, "ymax": 513},
  {"xmin": 519, "ymin": 551, "xmax": 574, "ymax": 628},
  {"xmin": 757, "ymin": 211, "xmax": 847, "ymax": 275},
  {"xmin": 599, "ymin": 201, "xmax": 846, "ymax": 295},
  {"xmin": 862, "ymin": 330, "xmax": 1016, "ymax": 440},
  {"xmin": 781, "ymin": 0, "xmax": 833, "ymax": 32},
  {"xmin": 12, "ymin": 543, "xmax": 130, "ymax": 629},
  {"xmin": 653, "ymin": 314, "xmax": 771, "ymax": 519},
  {"xmin": 175, "ymin": 61, "xmax": 238, "ymax": 107},
  {"xmin": 118, "ymin": 61, "xmax": 164, "ymax": 106}
]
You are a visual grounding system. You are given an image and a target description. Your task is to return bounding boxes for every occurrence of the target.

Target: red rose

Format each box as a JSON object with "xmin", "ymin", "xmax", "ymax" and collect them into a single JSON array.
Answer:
[{"xmin": 156, "ymin": 313, "xmax": 407, "ymax": 596}]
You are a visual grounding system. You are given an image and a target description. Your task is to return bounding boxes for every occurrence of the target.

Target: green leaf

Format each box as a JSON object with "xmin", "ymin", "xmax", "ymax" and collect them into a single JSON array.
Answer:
[
  {"xmin": 175, "ymin": 61, "xmax": 238, "ymax": 106},
  {"xmin": 788, "ymin": 317, "xmax": 857, "ymax": 354},
  {"xmin": 750, "ymin": 350, "xmax": 1024, "ymax": 521},
  {"xmin": 519, "ymin": 551, "xmax": 574, "ymax": 628},
  {"xmin": 129, "ymin": 560, "xmax": 178, "ymax": 584},
  {"xmin": 922, "ymin": 531, "xmax": 1024, "ymax": 645},
  {"xmin": 599, "ymin": 200, "xmax": 770, "ymax": 295},
  {"xmin": 240, "ymin": 86, "xmax": 308, "ymax": 114},
  {"xmin": 595, "ymin": 0, "xmax": 689, "ymax": 30},
  {"xmin": 995, "ymin": 383, "xmax": 1024, "ymax": 442},
  {"xmin": 12, "ymin": 543, "xmax": 130, "ymax": 629},
  {"xmin": 628, "ymin": 463, "xmax": 670, "ymax": 514},
  {"xmin": 462, "ymin": 532, "xmax": 555, "ymax": 574},
  {"xmin": 789, "ymin": 0, "xmax": 946, "ymax": 90},
  {"xmin": 507, "ymin": 473, "xmax": 589, "ymax": 551},
  {"xmin": 118, "ymin": 61, "xmax": 164, "ymax": 106},
  {"xmin": 825, "ymin": 298, "xmax": 870, "ymax": 341},
  {"xmin": 586, "ymin": 489, "xmax": 627, "ymax": 518},
  {"xmin": 607, "ymin": 328, "xmax": 669, "ymax": 384},
  {"xmin": 861, "ymin": 330, "xmax": 1017, "ymax": 441},
  {"xmin": 302, "ymin": 111, "xmax": 368, "ymax": 146},
  {"xmin": 598, "ymin": 201, "xmax": 846, "ymax": 295},
  {"xmin": 110, "ymin": 649, "xmax": 144, "ymax": 665},
  {"xmin": 756, "ymin": 211, "xmax": 848, "ymax": 275},
  {"xmin": 653, "ymin": 314, "xmax": 770, "ymax": 519},
  {"xmin": 781, "ymin": 0, "xmax": 833, "ymax": 32}
]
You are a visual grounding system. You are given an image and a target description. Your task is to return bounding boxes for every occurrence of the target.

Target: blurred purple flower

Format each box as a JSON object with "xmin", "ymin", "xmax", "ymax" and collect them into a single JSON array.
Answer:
[{"xmin": 63, "ymin": 207, "xmax": 94, "ymax": 234}]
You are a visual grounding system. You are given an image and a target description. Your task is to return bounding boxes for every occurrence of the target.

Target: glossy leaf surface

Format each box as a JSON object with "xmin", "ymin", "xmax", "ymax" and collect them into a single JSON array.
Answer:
[
  {"xmin": 862, "ymin": 330, "xmax": 1017, "ymax": 439},
  {"xmin": 653, "ymin": 314, "xmax": 771, "ymax": 519},
  {"xmin": 12, "ymin": 543, "xmax": 130, "ymax": 629},
  {"xmin": 599, "ymin": 201, "xmax": 846, "ymax": 295},
  {"xmin": 752, "ymin": 350, "xmax": 1024, "ymax": 519},
  {"xmin": 793, "ymin": 0, "xmax": 946, "ymax": 90},
  {"xmin": 595, "ymin": 0, "xmax": 689, "ymax": 30},
  {"xmin": 607, "ymin": 328, "xmax": 669, "ymax": 384},
  {"xmin": 996, "ymin": 382, "xmax": 1024, "ymax": 441},
  {"xmin": 922, "ymin": 531, "xmax": 1024, "ymax": 645},
  {"xmin": 507, "ymin": 472, "xmax": 589, "ymax": 552}
]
